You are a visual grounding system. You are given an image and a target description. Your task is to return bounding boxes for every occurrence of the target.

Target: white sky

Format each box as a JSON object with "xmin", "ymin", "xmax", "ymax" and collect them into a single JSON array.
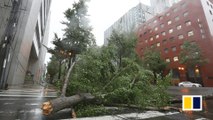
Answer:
[{"xmin": 45, "ymin": 0, "xmax": 150, "ymax": 63}]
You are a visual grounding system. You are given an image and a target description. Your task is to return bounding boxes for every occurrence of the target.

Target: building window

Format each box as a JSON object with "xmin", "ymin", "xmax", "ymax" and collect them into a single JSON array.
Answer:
[
  {"xmin": 162, "ymin": 39, "xmax": 167, "ymax": 44},
  {"xmin": 185, "ymin": 20, "xmax": 191, "ymax": 26},
  {"xmin": 157, "ymin": 42, "xmax": 160, "ymax": 47},
  {"xmin": 160, "ymin": 24, "xmax": 165, "ymax": 28},
  {"xmin": 154, "ymin": 27, "xmax": 158, "ymax": 31},
  {"xmin": 159, "ymin": 16, "xmax": 163, "ymax": 20},
  {"xmin": 181, "ymin": 2, "xmax": 187, "ymax": 8},
  {"xmin": 156, "ymin": 34, "xmax": 159, "ymax": 39},
  {"xmin": 145, "ymin": 39, "xmax": 148, "ymax": 43},
  {"xmin": 166, "ymin": 12, "xmax": 170, "ymax": 16},
  {"xmin": 178, "ymin": 34, "xmax": 184, "ymax": 39},
  {"xmin": 149, "ymin": 29, "xmax": 153, "ymax": 33},
  {"xmin": 166, "ymin": 58, "xmax": 170, "ymax": 63},
  {"xmin": 199, "ymin": 23, "xmax": 202, "ymax": 28},
  {"xmin": 183, "ymin": 12, "xmax": 189, "ymax": 17},
  {"xmin": 173, "ymin": 56, "xmax": 179, "ymax": 62},
  {"xmin": 172, "ymin": 69, "xmax": 180, "ymax": 79},
  {"xmin": 168, "ymin": 20, "xmax": 172, "ymax": 25},
  {"xmin": 200, "ymin": 29, "xmax": 205, "ymax": 33},
  {"xmin": 207, "ymin": 1, "xmax": 209, "ymax": 6},
  {"xmin": 150, "ymin": 37, "xmax": 153, "ymax": 41},
  {"xmin": 144, "ymin": 32, "xmax": 147, "ymax": 35},
  {"xmin": 151, "ymin": 44, "xmax": 155, "ymax": 48},
  {"xmin": 210, "ymin": 10, "xmax": 212, "ymax": 15},
  {"xmin": 154, "ymin": 20, "xmax": 157, "ymax": 23},
  {"xmin": 144, "ymin": 26, "xmax": 147, "ymax": 29},
  {"xmin": 172, "ymin": 46, "xmax": 177, "ymax": 52},
  {"xmin": 180, "ymin": 44, "xmax": 183, "ymax": 49},
  {"xmin": 162, "ymin": 31, "xmax": 166, "ymax": 36},
  {"xmin": 202, "ymin": 35, "xmax": 206, "ymax": 39},
  {"xmin": 188, "ymin": 31, "xmax": 194, "ymax": 36},
  {"xmin": 170, "ymin": 37, "xmax": 175, "ymax": 42},
  {"xmin": 173, "ymin": 8, "xmax": 178, "ymax": 12},
  {"xmin": 169, "ymin": 28, "xmax": 173, "ymax": 33},
  {"xmin": 211, "ymin": 4, "xmax": 213, "ymax": 9},
  {"xmin": 176, "ymin": 25, "xmax": 182, "ymax": 30},
  {"xmin": 175, "ymin": 16, "xmax": 180, "ymax": 21},
  {"xmin": 164, "ymin": 48, "xmax": 169, "ymax": 53}
]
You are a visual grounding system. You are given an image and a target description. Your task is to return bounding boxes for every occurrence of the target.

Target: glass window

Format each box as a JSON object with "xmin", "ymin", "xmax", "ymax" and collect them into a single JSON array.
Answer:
[
  {"xmin": 169, "ymin": 28, "xmax": 173, "ymax": 33},
  {"xmin": 162, "ymin": 39, "xmax": 167, "ymax": 44},
  {"xmin": 154, "ymin": 27, "xmax": 158, "ymax": 31},
  {"xmin": 172, "ymin": 69, "xmax": 180, "ymax": 79},
  {"xmin": 202, "ymin": 35, "xmax": 206, "ymax": 39},
  {"xmin": 188, "ymin": 31, "xmax": 194, "ymax": 36},
  {"xmin": 156, "ymin": 34, "xmax": 159, "ymax": 39},
  {"xmin": 168, "ymin": 20, "xmax": 172, "ymax": 25},
  {"xmin": 144, "ymin": 32, "xmax": 147, "ymax": 35},
  {"xmin": 170, "ymin": 37, "xmax": 175, "ymax": 42},
  {"xmin": 164, "ymin": 48, "xmax": 169, "ymax": 53},
  {"xmin": 183, "ymin": 12, "xmax": 189, "ymax": 17},
  {"xmin": 181, "ymin": 2, "xmax": 187, "ymax": 8},
  {"xmin": 200, "ymin": 29, "xmax": 205, "ymax": 33},
  {"xmin": 172, "ymin": 46, "xmax": 177, "ymax": 51},
  {"xmin": 173, "ymin": 8, "xmax": 178, "ymax": 12},
  {"xmin": 207, "ymin": 1, "xmax": 209, "ymax": 5},
  {"xmin": 150, "ymin": 37, "xmax": 153, "ymax": 41},
  {"xmin": 166, "ymin": 12, "xmax": 170, "ymax": 16},
  {"xmin": 154, "ymin": 20, "xmax": 157, "ymax": 23},
  {"xmin": 162, "ymin": 31, "xmax": 166, "ymax": 36},
  {"xmin": 157, "ymin": 42, "xmax": 160, "ymax": 47},
  {"xmin": 144, "ymin": 26, "xmax": 147, "ymax": 29},
  {"xmin": 199, "ymin": 24, "xmax": 202, "ymax": 28},
  {"xmin": 166, "ymin": 58, "xmax": 170, "ymax": 63},
  {"xmin": 178, "ymin": 34, "xmax": 184, "ymax": 39},
  {"xmin": 175, "ymin": 16, "xmax": 180, "ymax": 21},
  {"xmin": 145, "ymin": 39, "xmax": 148, "ymax": 43},
  {"xmin": 160, "ymin": 24, "xmax": 165, "ymax": 28},
  {"xmin": 176, "ymin": 25, "xmax": 182, "ymax": 30},
  {"xmin": 149, "ymin": 29, "xmax": 153, "ymax": 33},
  {"xmin": 185, "ymin": 21, "xmax": 191, "ymax": 26},
  {"xmin": 210, "ymin": 10, "xmax": 212, "ymax": 15},
  {"xmin": 159, "ymin": 16, "xmax": 163, "ymax": 20},
  {"xmin": 173, "ymin": 56, "xmax": 179, "ymax": 62},
  {"xmin": 180, "ymin": 44, "xmax": 183, "ymax": 49},
  {"xmin": 151, "ymin": 44, "xmax": 154, "ymax": 48}
]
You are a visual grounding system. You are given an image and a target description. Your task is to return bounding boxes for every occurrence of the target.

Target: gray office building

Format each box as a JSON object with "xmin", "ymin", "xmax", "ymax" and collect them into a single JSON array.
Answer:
[
  {"xmin": 0, "ymin": 0, "xmax": 51, "ymax": 89},
  {"xmin": 104, "ymin": 3, "xmax": 154, "ymax": 45}
]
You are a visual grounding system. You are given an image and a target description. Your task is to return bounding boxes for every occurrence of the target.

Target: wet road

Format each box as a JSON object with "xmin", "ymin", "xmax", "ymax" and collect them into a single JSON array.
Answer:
[
  {"xmin": 167, "ymin": 86, "xmax": 213, "ymax": 119},
  {"xmin": 0, "ymin": 86, "xmax": 212, "ymax": 120}
]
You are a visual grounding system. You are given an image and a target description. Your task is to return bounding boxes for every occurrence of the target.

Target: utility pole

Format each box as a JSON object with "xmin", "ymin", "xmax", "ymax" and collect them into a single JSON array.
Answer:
[{"xmin": 0, "ymin": 0, "xmax": 22, "ymax": 89}]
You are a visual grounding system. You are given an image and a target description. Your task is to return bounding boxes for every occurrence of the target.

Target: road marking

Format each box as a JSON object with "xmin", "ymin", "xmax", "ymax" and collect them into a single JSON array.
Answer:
[
  {"xmin": 25, "ymin": 103, "xmax": 40, "ymax": 106},
  {"xmin": 195, "ymin": 118, "xmax": 209, "ymax": 120},
  {"xmin": 3, "ymin": 102, "xmax": 14, "ymax": 105}
]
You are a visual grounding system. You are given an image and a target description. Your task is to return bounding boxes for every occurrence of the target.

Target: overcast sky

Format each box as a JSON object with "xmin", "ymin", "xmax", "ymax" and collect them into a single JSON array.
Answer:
[{"xmin": 45, "ymin": 0, "xmax": 150, "ymax": 63}]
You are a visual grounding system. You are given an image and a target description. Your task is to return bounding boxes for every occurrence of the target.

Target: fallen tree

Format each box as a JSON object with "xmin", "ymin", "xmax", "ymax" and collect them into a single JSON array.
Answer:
[{"xmin": 41, "ymin": 93, "xmax": 95, "ymax": 115}]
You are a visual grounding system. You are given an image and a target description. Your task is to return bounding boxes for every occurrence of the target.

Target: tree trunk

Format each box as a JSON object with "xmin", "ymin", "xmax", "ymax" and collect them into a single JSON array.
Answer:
[
  {"xmin": 41, "ymin": 93, "xmax": 95, "ymax": 115},
  {"xmin": 153, "ymin": 72, "xmax": 157, "ymax": 85},
  {"xmin": 61, "ymin": 58, "xmax": 76, "ymax": 97},
  {"xmin": 58, "ymin": 60, "xmax": 62, "ymax": 80}
]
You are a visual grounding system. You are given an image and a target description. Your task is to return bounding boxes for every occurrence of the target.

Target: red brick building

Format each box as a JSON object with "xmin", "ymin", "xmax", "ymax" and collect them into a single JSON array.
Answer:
[{"xmin": 136, "ymin": 0, "xmax": 213, "ymax": 87}]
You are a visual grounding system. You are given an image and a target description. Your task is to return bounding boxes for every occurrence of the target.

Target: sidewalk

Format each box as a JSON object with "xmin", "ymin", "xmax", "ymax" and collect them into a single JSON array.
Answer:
[{"xmin": 0, "ymin": 83, "xmax": 58, "ymax": 98}]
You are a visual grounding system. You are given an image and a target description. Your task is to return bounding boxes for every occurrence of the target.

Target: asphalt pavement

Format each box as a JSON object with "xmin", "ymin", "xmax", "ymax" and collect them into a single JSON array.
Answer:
[{"xmin": 0, "ymin": 85, "xmax": 213, "ymax": 120}]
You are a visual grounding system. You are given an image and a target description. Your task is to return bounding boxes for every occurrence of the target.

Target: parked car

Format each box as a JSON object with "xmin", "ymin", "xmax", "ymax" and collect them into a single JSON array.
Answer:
[{"xmin": 178, "ymin": 81, "xmax": 202, "ymax": 87}]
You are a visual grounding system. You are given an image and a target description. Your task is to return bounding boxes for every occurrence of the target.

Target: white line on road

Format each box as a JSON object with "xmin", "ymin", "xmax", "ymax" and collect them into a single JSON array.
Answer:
[{"xmin": 3, "ymin": 102, "xmax": 14, "ymax": 105}]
